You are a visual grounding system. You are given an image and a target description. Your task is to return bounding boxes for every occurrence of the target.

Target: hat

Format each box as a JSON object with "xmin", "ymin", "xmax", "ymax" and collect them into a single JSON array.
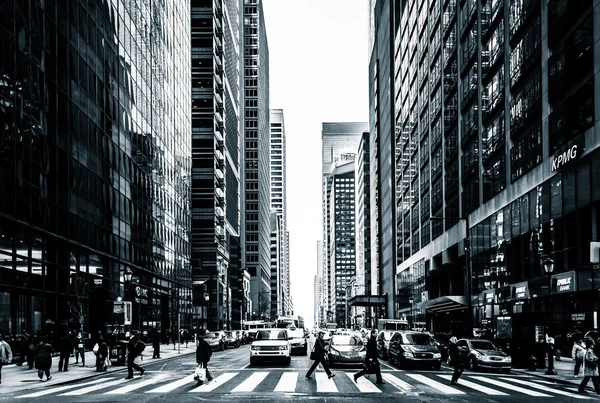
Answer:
[{"xmin": 318, "ymin": 330, "xmax": 325, "ymax": 335}]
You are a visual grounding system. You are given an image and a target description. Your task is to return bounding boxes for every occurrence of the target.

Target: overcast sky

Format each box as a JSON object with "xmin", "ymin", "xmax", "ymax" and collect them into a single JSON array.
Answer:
[{"xmin": 262, "ymin": 0, "xmax": 370, "ymax": 327}]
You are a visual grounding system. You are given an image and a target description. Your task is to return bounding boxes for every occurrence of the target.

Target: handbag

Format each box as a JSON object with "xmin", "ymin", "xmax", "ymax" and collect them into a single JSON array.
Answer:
[{"xmin": 364, "ymin": 358, "xmax": 379, "ymax": 374}]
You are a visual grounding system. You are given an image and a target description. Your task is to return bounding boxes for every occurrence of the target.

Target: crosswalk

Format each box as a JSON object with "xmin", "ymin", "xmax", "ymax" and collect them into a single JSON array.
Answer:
[{"xmin": 15, "ymin": 370, "xmax": 590, "ymax": 399}]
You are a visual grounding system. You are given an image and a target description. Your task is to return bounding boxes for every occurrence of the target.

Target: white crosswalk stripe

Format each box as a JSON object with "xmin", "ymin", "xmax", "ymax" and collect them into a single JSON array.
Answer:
[
  {"xmin": 436, "ymin": 374, "xmax": 508, "ymax": 395},
  {"xmin": 231, "ymin": 371, "xmax": 269, "ymax": 392},
  {"xmin": 16, "ymin": 378, "xmax": 112, "ymax": 398},
  {"xmin": 146, "ymin": 374, "xmax": 195, "ymax": 393},
  {"xmin": 105, "ymin": 374, "xmax": 170, "ymax": 394},
  {"xmin": 470, "ymin": 376, "xmax": 552, "ymax": 397},
  {"xmin": 382, "ymin": 373, "xmax": 414, "ymax": 392},
  {"xmin": 316, "ymin": 372, "xmax": 338, "ymax": 392},
  {"xmin": 191, "ymin": 372, "xmax": 239, "ymax": 392},
  {"xmin": 59, "ymin": 378, "xmax": 128, "ymax": 395},
  {"xmin": 499, "ymin": 377, "xmax": 592, "ymax": 399},
  {"xmin": 345, "ymin": 372, "xmax": 381, "ymax": 393},
  {"xmin": 406, "ymin": 373, "xmax": 465, "ymax": 395},
  {"xmin": 274, "ymin": 371, "xmax": 298, "ymax": 392}
]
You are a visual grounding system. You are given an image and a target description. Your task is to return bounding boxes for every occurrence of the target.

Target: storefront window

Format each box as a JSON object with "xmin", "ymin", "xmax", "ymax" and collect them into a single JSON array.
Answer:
[
  {"xmin": 576, "ymin": 160, "xmax": 591, "ymax": 208},
  {"xmin": 0, "ymin": 292, "xmax": 10, "ymax": 334}
]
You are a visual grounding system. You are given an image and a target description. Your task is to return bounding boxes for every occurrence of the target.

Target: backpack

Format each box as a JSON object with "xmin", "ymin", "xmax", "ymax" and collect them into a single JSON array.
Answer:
[
  {"xmin": 133, "ymin": 341, "xmax": 146, "ymax": 356},
  {"xmin": 586, "ymin": 349, "xmax": 598, "ymax": 370}
]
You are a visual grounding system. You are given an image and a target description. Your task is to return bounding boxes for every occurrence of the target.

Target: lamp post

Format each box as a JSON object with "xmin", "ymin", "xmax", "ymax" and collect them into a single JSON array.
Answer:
[
  {"xmin": 204, "ymin": 292, "xmax": 210, "ymax": 331},
  {"xmin": 408, "ymin": 296, "xmax": 414, "ymax": 330},
  {"xmin": 544, "ymin": 257, "xmax": 556, "ymax": 375},
  {"xmin": 123, "ymin": 268, "xmax": 133, "ymax": 333}
]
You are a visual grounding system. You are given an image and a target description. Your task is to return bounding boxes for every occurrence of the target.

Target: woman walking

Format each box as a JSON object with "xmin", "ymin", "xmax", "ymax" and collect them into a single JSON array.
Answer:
[
  {"xmin": 573, "ymin": 338, "xmax": 586, "ymax": 377},
  {"xmin": 578, "ymin": 337, "xmax": 600, "ymax": 394},
  {"xmin": 35, "ymin": 337, "xmax": 54, "ymax": 382},
  {"xmin": 449, "ymin": 336, "xmax": 464, "ymax": 385},
  {"xmin": 94, "ymin": 337, "xmax": 109, "ymax": 372}
]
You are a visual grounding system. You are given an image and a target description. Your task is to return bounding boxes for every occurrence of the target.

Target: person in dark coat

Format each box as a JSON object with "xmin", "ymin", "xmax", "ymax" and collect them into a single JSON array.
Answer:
[
  {"xmin": 125, "ymin": 332, "xmax": 145, "ymax": 379},
  {"xmin": 305, "ymin": 331, "xmax": 334, "ymax": 380},
  {"xmin": 448, "ymin": 336, "xmax": 464, "ymax": 385},
  {"xmin": 35, "ymin": 338, "xmax": 54, "ymax": 381},
  {"xmin": 58, "ymin": 332, "xmax": 73, "ymax": 372},
  {"xmin": 17, "ymin": 331, "xmax": 30, "ymax": 366},
  {"xmin": 95, "ymin": 336, "xmax": 109, "ymax": 372},
  {"xmin": 152, "ymin": 328, "xmax": 161, "ymax": 359},
  {"xmin": 353, "ymin": 329, "xmax": 384, "ymax": 384},
  {"xmin": 195, "ymin": 330, "xmax": 213, "ymax": 383}
]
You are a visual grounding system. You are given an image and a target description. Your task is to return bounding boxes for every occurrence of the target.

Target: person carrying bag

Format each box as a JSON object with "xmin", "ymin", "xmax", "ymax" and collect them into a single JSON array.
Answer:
[
  {"xmin": 353, "ymin": 329, "xmax": 384, "ymax": 384},
  {"xmin": 578, "ymin": 337, "xmax": 600, "ymax": 394},
  {"xmin": 195, "ymin": 330, "xmax": 213, "ymax": 385},
  {"xmin": 305, "ymin": 331, "xmax": 335, "ymax": 380}
]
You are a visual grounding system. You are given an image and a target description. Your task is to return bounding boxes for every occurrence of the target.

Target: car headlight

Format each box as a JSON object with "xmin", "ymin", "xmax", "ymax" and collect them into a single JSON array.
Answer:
[
  {"xmin": 505, "ymin": 357, "xmax": 512, "ymax": 362},
  {"xmin": 330, "ymin": 348, "xmax": 340, "ymax": 356},
  {"xmin": 433, "ymin": 353, "xmax": 441, "ymax": 359},
  {"xmin": 251, "ymin": 345, "xmax": 260, "ymax": 350},
  {"xmin": 278, "ymin": 345, "xmax": 287, "ymax": 350},
  {"xmin": 403, "ymin": 352, "xmax": 414, "ymax": 357},
  {"xmin": 473, "ymin": 352, "xmax": 482, "ymax": 359}
]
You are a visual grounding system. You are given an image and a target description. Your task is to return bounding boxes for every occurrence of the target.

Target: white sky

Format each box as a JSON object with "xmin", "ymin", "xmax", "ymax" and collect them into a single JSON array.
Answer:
[{"xmin": 263, "ymin": 0, "xmax": 370, "ymax": 327}]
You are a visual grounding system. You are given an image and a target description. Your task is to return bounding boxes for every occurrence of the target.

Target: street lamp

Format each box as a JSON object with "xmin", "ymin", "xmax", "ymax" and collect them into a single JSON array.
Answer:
[
  {"xmin": 123, "ymin": 268, "xmax": 133, "ymax": 332},
  {"xmin": 408, "ymin": 296, "xmax": 414, "ymax": 330},
  {"xmin": 543, "ymin": 258, "xmax": 556, "ymax": 375},
  {"xmin": 204, "ymin": 292, "xmax": 210, "ymax": 331}
]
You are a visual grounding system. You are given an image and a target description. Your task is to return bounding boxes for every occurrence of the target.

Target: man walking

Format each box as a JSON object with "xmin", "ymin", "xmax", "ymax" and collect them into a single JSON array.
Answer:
[
  {"xmin": 305, "ymin": 331, "xmax": 335, "ymax": 380},
  {"xmin": 0, "ymin": 333, "xmax": 14, "ymax": 384},
  {"xmin": 58, "ymin": 331, "xmax": 73, "ymax": 372},
  {"xmin": 151, "ymin": 328, "xmax": 161, "ymax": 359},
  {"xmin": 195, "ymin": 330, "xmax": 213, "ymax": 384},
  {"xmin": 125, "ymin": 331, "xmax": 145, "ymax": 379},
  {"xmin": 353, "ymin": 329, "xmax": 384, "ymax": 384},
  {"xmin": 448, "ymin": 336, "xmax": 464, "ymax": 385}
]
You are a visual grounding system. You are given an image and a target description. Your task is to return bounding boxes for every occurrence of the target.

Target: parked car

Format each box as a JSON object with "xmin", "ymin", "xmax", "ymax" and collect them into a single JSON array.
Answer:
[
  {"xmin": 250, "ymin": 328, "xmax": 291, "ymax": 365},
  {"xmin": 287, "ymin": 327, "xmax": 308, "ymax": 355},
  {"xmin": 225, "ymin": 331, "xmax": 241, "ymax": 348},
  {"xmin": 204, "ymin": 331, "xmax": 227, "ymax": 351},
  {"xmin": 376, "ymin": 330, "xmax": 394, "ymax": 360},
  {"xmin": 457, "ymin": 338, "xmax": 511, "ymax": 372},
  {"xmin": 431, "ymin": 332, "xmax": 450, "ymax": 361},
  {"xmin": 388, "ymin": 331, "xmax": 442, "ymax": 370},
  {"xmin": 327, "ymin": 335, "xmax": 366, "ymax": 367}
]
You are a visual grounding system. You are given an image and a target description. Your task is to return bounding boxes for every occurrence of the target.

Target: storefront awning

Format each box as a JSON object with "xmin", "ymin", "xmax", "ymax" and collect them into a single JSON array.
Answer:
[
  {"xmin": 348, "ymin": 294, "xmax": 386, "ymax": 307},
  {"xmin": 421, "ymin": 295, "xmax": 466, "ymax": 313}
]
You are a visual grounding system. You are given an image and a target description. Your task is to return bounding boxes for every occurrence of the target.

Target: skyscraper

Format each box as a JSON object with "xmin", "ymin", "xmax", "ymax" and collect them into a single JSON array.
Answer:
[
  {"xmin": 191, "ymin": 0, "xmax": 242, "ymax": 331},
  {"xmin": 315, "ymin": 240, "xmax": 325, "ymax": 326},
  {"xmin": 0, "ymin": 0, "xmax": 192, "ymax": 336}
]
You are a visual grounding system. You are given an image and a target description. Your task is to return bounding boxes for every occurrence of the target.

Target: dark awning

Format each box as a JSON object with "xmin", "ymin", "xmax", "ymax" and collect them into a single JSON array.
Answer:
[
  {"xmin": 421, "ymin": 295, "xmax": 466, "ymax": 313},
  {"xmin": 348, "ymin": 294, "xmax": 387, "ymax": 307}
]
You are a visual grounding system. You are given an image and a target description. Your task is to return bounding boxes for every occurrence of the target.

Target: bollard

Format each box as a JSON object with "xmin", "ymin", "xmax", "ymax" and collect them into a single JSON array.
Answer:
[{"xmin": 528, "ymin": 355, "xmax": 537, "ymax": 371}]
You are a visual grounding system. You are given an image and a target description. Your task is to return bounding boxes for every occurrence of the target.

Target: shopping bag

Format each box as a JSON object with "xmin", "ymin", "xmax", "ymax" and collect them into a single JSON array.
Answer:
[
  {"xmin": 309, "ymin": 350, "xmax": 316, "ymax": 360},
  {"xmin": 194, "ymin": 365, "xmax": 207, "ymax": 382}
]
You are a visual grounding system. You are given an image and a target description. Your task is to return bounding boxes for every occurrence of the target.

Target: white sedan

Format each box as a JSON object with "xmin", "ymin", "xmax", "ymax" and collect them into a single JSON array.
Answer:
[{"xmin": 250, "ymin": 328, "xmax": 291, "ymax": 365}]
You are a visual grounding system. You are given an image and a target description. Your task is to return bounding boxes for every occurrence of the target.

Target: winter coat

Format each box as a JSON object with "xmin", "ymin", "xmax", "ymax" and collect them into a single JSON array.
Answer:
[
  {"xmin": 449, "ymin": 342, "xmax": 460, "ymax": 364},
  {"xmin": 583, "ymin": 347, "xmax": 599, "ymax": 377},
  {"xmin": 312, "ymin": 337, "xmax": 328, "ymax": 360},
  {"xmin": 59, "ymin": 335, "xmax": 73, "ymax": 355},
  {"xmin": 0, "ymin": 340, "xmax": 13, "ymax": 364},
  {"xmin": 35, "ymin": 342, "xmax": 54, "ymax": 371},
  {"xmin": 196, "ymin": 339, "xmax": 212, "ymax": 363},
  {"xmin": 364, "ymin": 336, "xmax": 378, "ymax": 360},
  {"xmin": 573, "ymin": 342, "xmax": 585, "ymax": 360}
]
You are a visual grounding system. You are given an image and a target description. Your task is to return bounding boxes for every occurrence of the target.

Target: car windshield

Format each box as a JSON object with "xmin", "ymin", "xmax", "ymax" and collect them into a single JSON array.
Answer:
[
  {"xmin": 204, "ymin": 332, "xmax": 217, "ymax": 339},
  {"xmin": 471, "ymin": 340, "xmax": 496, "ymax": 350},
  {"xmin": 404, "ymin": 333, "xmax": 434, "ymax": 345},
  {"xmin": 331, "ymin": 335, "xmax": 363, "ymax": 346},
  {"xmin": 256, "ymin": 330, "xmax": 288, "ymax": 341},
  {"xmin": 288, "ymin": 329, "xmax": 304, "ymax": 338},
  {"xmin": 432, "ymin": 333, "xmax": 450, "ymax": 343}
]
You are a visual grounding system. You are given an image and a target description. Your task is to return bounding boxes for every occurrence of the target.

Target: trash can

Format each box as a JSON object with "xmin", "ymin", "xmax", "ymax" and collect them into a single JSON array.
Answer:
[
  {"xmin": 109, "ymin": 340, "xmax": 129, "ymax": 366},
  {"xmin": 527, "ymin": 355, "xmax": 537, "ymax": 371}
]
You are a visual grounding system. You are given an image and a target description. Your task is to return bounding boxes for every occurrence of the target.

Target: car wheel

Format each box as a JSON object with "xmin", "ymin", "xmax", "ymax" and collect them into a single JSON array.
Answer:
[
  {"xmin": 468, "ymin": 357, "xmax": 478, "ymax": 371},
  {"xmin": 433, "ymin": 363, "xmax": 441, "ymax": 371},
  {"xmin": 286, "ymin": 357, "xmax": 291, "ymax": 366},
  {"xmin": 398, "ymin": 356, "xmax": 406, "ymax": 370},
  {"xmin": 250, "ymin": 357, "xmax": 257, "ymax": 366}
]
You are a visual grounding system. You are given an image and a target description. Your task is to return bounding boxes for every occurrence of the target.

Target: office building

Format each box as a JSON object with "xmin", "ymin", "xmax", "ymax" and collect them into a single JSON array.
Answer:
[
  {"xmin": 315, "ymin": 240, "xmax": 325, "ymax": 326},
  {"xmin": 0, "ymin": 1, "xmax": 192, "ymax": 337}
]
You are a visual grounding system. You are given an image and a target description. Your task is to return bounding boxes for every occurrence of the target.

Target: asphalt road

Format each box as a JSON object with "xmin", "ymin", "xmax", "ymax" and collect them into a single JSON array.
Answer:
[{"xmin": 1, "ymin": 342, "xmax": 590, "ymax": 403}]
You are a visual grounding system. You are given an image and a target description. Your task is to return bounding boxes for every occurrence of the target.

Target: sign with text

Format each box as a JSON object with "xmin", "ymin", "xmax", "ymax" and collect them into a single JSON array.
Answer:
[
  {"xmin": 551, "ymin": 135, "xmax": 585, "ymax": 172},
  {"xmin": 510, "ymin": 281, "xmax": 530, "ymax": 300},
  {"xmin": 551, "ymin": 271, "xmax": 576, "ymax": 294},
  {"xmin": 113, "ymin": 301, "xmax": 132, "ymax": 325},
  {"xmin": 572, "ymin": 313, "xmax": 586, "ymax": 321},
  {"xmin": 483, "ymin": 289, "xmax": 496, "ymax": 304},
  {"xmin": 134, "ymin": 285, "xmax": 149, "ymax": 305}
]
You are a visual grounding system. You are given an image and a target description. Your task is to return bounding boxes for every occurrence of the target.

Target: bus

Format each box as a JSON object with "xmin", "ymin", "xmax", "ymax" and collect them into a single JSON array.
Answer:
[
  {"xmin": 377, "ymin": 318, "xmax": 410, "ymax": 331},
  {"xmin": 274, "ymin": 315, "xmax": 299, "ymax": 329},
  {"xmin": 243, "ymin": 320, "xmax": 270, "ymax": 341}
]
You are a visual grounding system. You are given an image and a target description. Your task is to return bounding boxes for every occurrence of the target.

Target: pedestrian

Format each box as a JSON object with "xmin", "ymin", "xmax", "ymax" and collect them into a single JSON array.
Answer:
[
  {"xmin": 195, "ymin": 330, "xmax": 213, "ymax": 384},
  {"xmin": 58, "ymin": 331, "xmax": 73, "ymax": 372},
  {"xmin": 17, "ymin": 331, "xmax": 29, "ymax": 366},
  {"xmin": 578, "ymin": 337, "xmax": 600, "ymax": 394},
  {"xmin": 35, "ymin": 337, "xmax": 53, "ymax": 382},
  {"xmin": 0, "ymin": 333, "xmax": 14, "ymax": 385},
  {"xmin": 26, "ymin": 333, "xmax": 35, "ymax": 369},
  {"xmin": 305, "ymin": 331, "xmax": 335, "ymax": 380},
  {"xmin": 125, "ymin": 331, "xmax": 145, "ymax": 379},
  {"xmin": 448, "ymin": 336, "xmax": 464, "ymax": 385},
  {"xmin": 94, "ymin": 336, "xmax": 109, "ymax": 372},
  {"xmin": 152, "ymin": 328, "xmax": 161, "ymax": 358},
  {"xmin": 353, "ymin": 329, "xmax": 384, "ymax": 384},
  {"xmin": 184, "ymin": 329, "xmax": 190, "ymax": 348},
  {"xmin": 74, "ymin": 332, "xmax": 85, "ymax": 367},
  {"xmin": 554, "ymin": 334, "xmax": 563, "ymax": 361},
  {"xmin": 573, "ymin": 337, "xmax": 586, "ymax": 377}
]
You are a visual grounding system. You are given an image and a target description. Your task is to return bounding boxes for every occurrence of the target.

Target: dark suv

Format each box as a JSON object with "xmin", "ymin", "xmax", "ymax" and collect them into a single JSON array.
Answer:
[{"xmin": 388, "ymin": 331, "xmax": 442, "ymax": 370}]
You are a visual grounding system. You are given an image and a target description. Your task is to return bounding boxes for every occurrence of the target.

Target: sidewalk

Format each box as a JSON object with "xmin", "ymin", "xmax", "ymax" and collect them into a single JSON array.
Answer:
[
  {"xmin": 1, "ymin": 342, "xmax": 196, "ymax": 393},
  {"xmin": 512, "ymin": 356, "xmax": 596, "ymax": 391}
]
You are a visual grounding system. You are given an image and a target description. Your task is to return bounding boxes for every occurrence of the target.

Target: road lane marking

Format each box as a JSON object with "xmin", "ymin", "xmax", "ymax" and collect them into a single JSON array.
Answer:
[
  {"xmin": 191, "ymin": 372, "xmax": 239, "ymax": 392},
  {"xmin": 316, "ymin": 372, "xmax": 338, "ymax": 392},
  {"xmin": 59, "ymin": 378, "xmax": 128, "ymax": 395},
  {"xmin": 17, "ymin": 378, "xmax": 111, "ymax": 398},
  {"xmin": 437, "ymin": 374, "xmax": 508, "ymax": 395},
  {"xmin": 231, "ymin": 371, "xmax": 269, "ymax": 392},
  {"xmin": 406, "ymin": 374, "xmax": 465, "ymax": 395},
  {"xmin": 380, "ymin": 361, "xmax": 395, "ymax": 370},
  {"xmin": 382, "ymin": 373, "xmax": 414, "ymax": 391},
  {"xmin": 239, "ymin": 363, "xmax": 250, "ymax": 369},
  {"xmin": 346, "ymin": 372, "xmax": 382, "ymax": 393},
  {"xmin": 469, "ymin": 376, "xmax": 551, "ymax": 397},
  {"xmin": 104, "ymin": 374, "xmax": 170, "ymax": 394},
  {"xmin": 146, "ymin": 374, "xmax": 195, "ymax": 393},
  {"xmin": 274, "ymin": 371, "xmax": 298, "ymax": 392},
  {"xmin": 499, "ymin": 377, "xmax": 592, "ymax": 399}
]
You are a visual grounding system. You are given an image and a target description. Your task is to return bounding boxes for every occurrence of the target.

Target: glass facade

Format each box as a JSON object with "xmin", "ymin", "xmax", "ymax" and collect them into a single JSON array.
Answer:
[{"xmin": 0, "ymin": 0, "xmax": 191, "ymax": 340}]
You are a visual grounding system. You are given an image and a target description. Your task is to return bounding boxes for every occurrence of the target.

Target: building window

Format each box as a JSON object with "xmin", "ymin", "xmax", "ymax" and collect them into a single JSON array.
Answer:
[
  {"xmin": 510, "ymin": 124, "xmax": 542, "ymax": 182},
  {"xmin": 483, "ymin": 156, "xmax": 506, "ymax": 202},
  {"xmin": 510, "ymin": 71, "xmax": 541, "ymax": 137}
]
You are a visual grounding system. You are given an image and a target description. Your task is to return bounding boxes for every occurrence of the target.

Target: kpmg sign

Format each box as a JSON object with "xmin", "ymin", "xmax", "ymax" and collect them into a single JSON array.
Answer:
[
  {"xmin": 551, "ymin": 135, "xmax": 585, "ymax": 172},
  {"xmin": 551, "ymin": 271, "xmax": 576, "ymax": 294}
]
